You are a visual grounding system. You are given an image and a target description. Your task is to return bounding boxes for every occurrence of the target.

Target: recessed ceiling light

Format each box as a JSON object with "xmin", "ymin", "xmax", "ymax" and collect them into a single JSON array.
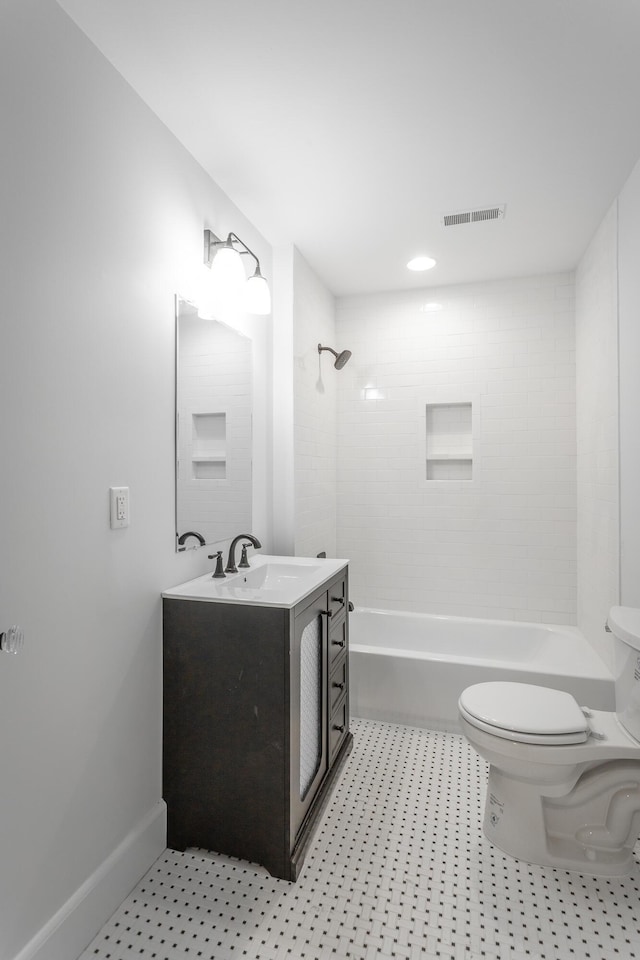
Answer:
[
  {"xmin": 407, "ymin": 255, "xmax": 436, "ymax": 271},
  {"xmin": 420, "ymin": 302, "xmax": 443, "ymax": 313}
]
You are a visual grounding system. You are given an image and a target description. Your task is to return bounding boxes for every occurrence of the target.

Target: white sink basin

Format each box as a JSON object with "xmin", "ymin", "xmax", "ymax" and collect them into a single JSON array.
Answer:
[
  {"xmin": 226, "ymin": 562, "xmax": 321, "ymax": 590},
  {"xmin": 163, "ymin": 554, "xmax": 347, "ymax": 608}
]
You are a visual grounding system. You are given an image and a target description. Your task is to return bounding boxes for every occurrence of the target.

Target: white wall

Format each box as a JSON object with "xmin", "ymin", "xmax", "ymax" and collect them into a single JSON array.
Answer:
[
  {"xmin": 271, "ymin": 246, "xmax": 296, "ymax": 555},
  {"xmin": 618, "ymin": 159, "xmax": 640, "ymax": 609},
  {"xmin": 575, "ymin": 203, "xmax": 619, "ymax": 669},
  {"xmin": 336, "ymin": 275, "xmax": 577, "ymax": 623},
  {"xmin": 292, "ymin": 250, "xmax": 338, "ymax": 558},
  {"xmin": 0, "ymin": 3, "xmax": 272, "ymax": 958},
  {"xmin": 573, "ymin": 150, "xmax": 640, "ymax": 664}
]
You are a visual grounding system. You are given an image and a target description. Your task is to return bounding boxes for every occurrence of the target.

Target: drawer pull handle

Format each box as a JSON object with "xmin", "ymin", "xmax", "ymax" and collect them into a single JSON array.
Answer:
[
  {"xmin": 331, "ymin": 639, "xmax": 346, "ymax": 648},
  {"xmin": 321, "ymin": 609, "xmax": 334, "ymax": 618},
  {"xmin": 331, "ymin": 596, "xmax": 345, "ymax": 605},
  {"xmin": 333, "ymin": 723, "xmax": 346, "ymax": 733},
  {"xmin": 332, "ymin": 681, "xmax": 345, "ymax": 691}
]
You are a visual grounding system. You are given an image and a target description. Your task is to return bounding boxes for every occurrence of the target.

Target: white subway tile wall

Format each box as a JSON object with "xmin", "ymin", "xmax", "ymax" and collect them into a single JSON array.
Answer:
[
  {"xmin": 575, "ymin": 203, "xmax": 620, "ymax": 669},
  {"xmin": 336, "ymin": 274, "xmax": 577, "ymax": 623},
  {"xmin": 293, "ymin": 251, "xmax": 338, "ymax": 558}
]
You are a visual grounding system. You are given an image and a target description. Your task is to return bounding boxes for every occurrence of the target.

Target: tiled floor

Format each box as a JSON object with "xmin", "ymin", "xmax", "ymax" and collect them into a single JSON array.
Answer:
[{"xmin": 79, "ymin": 719, "xmax": 640, "ymax": 960}]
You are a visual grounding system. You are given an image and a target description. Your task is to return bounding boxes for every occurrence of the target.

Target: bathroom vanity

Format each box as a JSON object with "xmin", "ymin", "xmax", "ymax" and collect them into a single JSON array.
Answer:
[{"xmin": 162, "ymin": 556, "xmax": 352, "ymax": 881}]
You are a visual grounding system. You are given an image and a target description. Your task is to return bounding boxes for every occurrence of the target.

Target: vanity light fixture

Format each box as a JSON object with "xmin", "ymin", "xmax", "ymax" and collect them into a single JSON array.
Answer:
[
  {"xmin": 208, "ymin": 234, "xmax": 246, "ymax": 298},
  {"xmin": 407, "ymin": 255, "xmax": 437, "ymax": 271},
  {"xmin": 201, "ymin": 228, "xmax": 271, "ymax": 316},
  {"xmin": 244, "ymin": 263, "xmax": 271, "ymax": 315}
]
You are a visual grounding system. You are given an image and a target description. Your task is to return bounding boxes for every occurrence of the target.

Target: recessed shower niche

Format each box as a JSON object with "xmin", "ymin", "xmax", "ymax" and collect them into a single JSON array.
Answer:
[{"xmin": 425, "ymin": 402, "xmax": 473, "ymax": 480}]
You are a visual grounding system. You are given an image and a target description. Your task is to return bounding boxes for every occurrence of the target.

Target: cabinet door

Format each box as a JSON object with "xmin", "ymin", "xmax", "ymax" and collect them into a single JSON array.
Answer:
[{"xmin": 290, "ymin": 591, "xmax": 328, "ymax": 842}]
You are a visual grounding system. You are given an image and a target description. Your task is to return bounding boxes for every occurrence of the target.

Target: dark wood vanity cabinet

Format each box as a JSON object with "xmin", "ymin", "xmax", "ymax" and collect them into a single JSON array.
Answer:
[{"xmin": 162, "ymin": 567, "xmax": 352, "ymax": 881}]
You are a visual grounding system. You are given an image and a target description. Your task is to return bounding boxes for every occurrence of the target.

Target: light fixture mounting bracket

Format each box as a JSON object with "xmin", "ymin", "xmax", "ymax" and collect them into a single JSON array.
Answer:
[{"xmin": 203, "ymin": 228, "xmax": 261, "ymax": 272}]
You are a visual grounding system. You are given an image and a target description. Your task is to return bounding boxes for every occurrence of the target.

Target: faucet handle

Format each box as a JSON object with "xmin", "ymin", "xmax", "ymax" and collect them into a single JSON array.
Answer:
[
  {"xmin": 208, "ymin": 551, "xmax": 226, "ymax": 579},
  {"xmin": 238, "ymin": 543, "xmax": 253, "ymax": 569}
]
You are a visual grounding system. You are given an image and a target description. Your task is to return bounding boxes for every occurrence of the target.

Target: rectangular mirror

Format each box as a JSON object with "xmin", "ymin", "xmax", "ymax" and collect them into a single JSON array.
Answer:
[{"xmin": 175, "ymin": 296, "xmax": 252, "ymax": 551}]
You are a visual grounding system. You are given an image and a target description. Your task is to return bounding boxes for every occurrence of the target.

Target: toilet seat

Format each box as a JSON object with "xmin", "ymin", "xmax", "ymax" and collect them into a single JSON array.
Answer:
[{"xmin": 458, "ymin": 681, "xmax": 591, "ymax": 745}]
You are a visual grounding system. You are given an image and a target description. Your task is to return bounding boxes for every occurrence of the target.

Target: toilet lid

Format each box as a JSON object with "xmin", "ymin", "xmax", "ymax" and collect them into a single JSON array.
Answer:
[
  {"xmin": 458, "ymin": 682, "xmax": 590, "ymax": 745},
  {"xmin": 608, "ymin": 606, "xmax": 640, "ymax": 650}
]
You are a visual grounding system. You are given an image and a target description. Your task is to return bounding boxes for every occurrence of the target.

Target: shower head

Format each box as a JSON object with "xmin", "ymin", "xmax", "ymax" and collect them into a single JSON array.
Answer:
[
  {"xmin": 334, "ymin": 349, "xmax": 352, "ymax": 369},
  {"xmin": 318, "ymin": 343, "xmax": 352, "ymax": 370}
]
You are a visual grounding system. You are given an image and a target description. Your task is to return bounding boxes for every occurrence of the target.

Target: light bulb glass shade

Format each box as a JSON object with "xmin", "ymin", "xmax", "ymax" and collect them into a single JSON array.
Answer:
[
  {"xmin": 210, "ymin": 243, "xmax": 246, "ymax": 302},
  {"xmin": 244, "ymin": 269, "xmax": 271, "ymax": 315}
]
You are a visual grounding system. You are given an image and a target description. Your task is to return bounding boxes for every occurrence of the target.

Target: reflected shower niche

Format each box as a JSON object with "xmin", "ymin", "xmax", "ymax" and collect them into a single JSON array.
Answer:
[
  {"xmin": 175, "ymin": 297, "xmax": 253, "ymax": 549},
  {"xmin": 192, "ymin": 412, "xmax": 226, "ymax": 479}
]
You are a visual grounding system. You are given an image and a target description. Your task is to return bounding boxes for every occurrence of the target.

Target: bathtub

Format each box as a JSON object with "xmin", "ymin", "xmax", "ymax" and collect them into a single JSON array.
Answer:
[{"xmin": 349, "ymin": 607, "xmax": 614, "ymax": 733}]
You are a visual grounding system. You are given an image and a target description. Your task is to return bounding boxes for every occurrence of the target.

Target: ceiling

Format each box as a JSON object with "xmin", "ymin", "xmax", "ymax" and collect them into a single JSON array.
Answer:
[{"xmin": 57, "ymin": 0, "xmax": 640, "ymax": 296}]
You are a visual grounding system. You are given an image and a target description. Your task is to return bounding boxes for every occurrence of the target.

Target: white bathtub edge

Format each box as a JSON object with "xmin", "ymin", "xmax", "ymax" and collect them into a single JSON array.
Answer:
[{"xmin": 349, "ymin": 608, "xmax": 615, "ymax": 732}]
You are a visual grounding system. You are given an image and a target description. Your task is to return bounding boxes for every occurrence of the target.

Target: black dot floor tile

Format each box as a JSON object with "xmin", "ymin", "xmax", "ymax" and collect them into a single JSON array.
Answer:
[{"xmin": 78, "ymin": 719, "xmax": 640, "ymax": 960}]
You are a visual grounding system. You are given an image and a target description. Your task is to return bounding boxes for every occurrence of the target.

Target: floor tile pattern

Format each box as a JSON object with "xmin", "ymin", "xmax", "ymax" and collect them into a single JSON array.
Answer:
[{"xmin": 79, "ymin": 719, "xmax": 640, "ymax": 960}]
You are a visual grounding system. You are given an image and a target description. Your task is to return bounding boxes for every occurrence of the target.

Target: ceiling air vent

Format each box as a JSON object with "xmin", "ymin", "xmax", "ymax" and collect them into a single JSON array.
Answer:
[{"xmin": 442, "ymin": 204, "xmax": 505, "ymax": 227}]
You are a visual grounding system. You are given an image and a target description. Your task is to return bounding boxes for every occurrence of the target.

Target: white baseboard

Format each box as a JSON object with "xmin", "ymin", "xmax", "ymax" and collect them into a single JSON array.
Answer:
[{"xmin": 13, "ymin": 800, "xmax": 167, "ymax": 960}]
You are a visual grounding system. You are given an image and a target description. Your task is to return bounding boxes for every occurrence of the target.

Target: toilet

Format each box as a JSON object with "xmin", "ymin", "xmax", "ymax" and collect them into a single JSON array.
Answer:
[{"xmin": 458, "ymin": 606, "xmax": 640, "ymax": 876}]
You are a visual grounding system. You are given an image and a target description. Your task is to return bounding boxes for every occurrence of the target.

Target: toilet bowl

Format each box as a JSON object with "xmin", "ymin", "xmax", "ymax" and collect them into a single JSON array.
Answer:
[{"xmin": 458, "ymin": 606, "xmax": 640, "ymax": 876}]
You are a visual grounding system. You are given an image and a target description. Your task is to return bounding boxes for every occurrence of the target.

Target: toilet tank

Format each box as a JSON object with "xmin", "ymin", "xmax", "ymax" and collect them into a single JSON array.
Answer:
[{"xmin": 610, "ymin": 606, "xmax": 640, "ymax": 741}]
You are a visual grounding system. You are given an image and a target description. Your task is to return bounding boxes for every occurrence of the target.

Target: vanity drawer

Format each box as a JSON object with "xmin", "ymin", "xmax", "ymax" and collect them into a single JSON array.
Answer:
[
  {"xmin": 328, "ymin": 617, "xmax": 348, "ymax": 669},
  {"xmin": 328, "ymin": 578, "xmax": 348, "ymax": 619},
  {"xmin": 329, "ymin": 695, "xmax": 349, "ymax": 762},
  {"xmin": 329, "ymin": 655, "xmax": 348, "ymax": 712}
]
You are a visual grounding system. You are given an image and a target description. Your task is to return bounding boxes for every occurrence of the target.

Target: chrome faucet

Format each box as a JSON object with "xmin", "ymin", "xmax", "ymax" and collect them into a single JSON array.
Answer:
[
  {"xmin": 226, "ymin": 534, "xmax": 262, "ymax": 573},
  {"xmin": 177, "ymin": 531, "xmax": 206, "ymax": 550}
]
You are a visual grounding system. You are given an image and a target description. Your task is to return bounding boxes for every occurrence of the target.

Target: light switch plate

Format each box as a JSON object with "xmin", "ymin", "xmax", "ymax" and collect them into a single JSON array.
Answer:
[{"xmin": 110, "ymin": 486, "xmax": 130, "ymax": 528}]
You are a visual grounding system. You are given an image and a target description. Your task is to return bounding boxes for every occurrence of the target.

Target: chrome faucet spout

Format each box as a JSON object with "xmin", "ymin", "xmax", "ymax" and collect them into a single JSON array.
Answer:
[{"xmin": 226, "ymin": 534, "xmax": 262, "ymax": 574}]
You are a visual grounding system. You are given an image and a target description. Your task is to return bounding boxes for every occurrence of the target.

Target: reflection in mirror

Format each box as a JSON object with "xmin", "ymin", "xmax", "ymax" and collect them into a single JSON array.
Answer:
[{"xmin": 175, "ymin": 297, "xmax": 252, "ymax": 551}]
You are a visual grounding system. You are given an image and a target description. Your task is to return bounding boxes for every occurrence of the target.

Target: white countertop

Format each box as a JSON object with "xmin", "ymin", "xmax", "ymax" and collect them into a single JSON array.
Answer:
[{"xmin": 163, "ymin": 554, "xmax": 348, "ymax": 609}]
